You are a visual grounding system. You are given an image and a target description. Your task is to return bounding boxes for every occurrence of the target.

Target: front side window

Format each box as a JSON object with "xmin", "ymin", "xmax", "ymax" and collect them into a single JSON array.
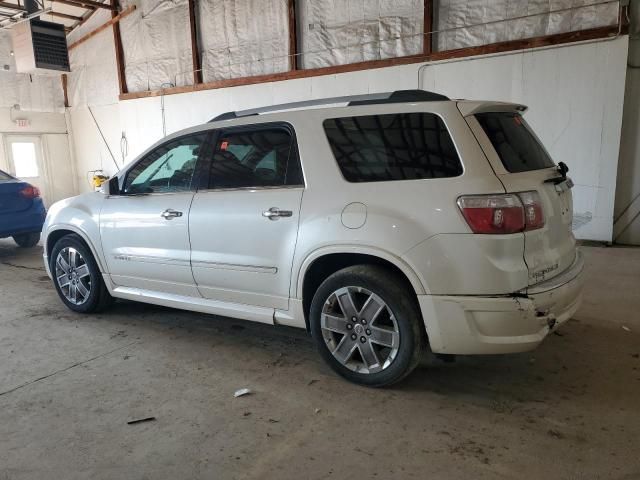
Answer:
[
  {"xmin": 475, "ymin": 112, "xmax": 555, "ymax": 173},
  {"xmin": 323, "ymin": 113, "xmax": 463, "ymax": 183},
  {"xmin": 124, "ymin": 134, "xmax": 206, "ymax": 194},
  {"xmin": 208, "ymin": 127, "xmax": 303, "ymax": 189}
]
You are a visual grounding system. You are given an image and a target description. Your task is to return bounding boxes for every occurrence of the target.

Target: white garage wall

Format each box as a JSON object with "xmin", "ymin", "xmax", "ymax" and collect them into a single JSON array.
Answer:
[
  {"xmin": 421, "ymin": 37, "xmax": 628, "ymax": 242},
  {"xmin": 65, "ymin": 35, "xmax": 628, "ymax": 242}
]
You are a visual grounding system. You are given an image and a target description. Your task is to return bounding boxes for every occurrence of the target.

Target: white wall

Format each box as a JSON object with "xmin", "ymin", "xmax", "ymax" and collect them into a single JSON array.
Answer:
[
  {"xmin": 0, "ymin": 107, "xmax": 75, "ymax": 206},
  {"xmin": 614, "ymin": 1, "xmax": 640, "ymax": 245},
  {"xmin": 66, "ymin": 36, "xmax": 629, "ymax": 242}
]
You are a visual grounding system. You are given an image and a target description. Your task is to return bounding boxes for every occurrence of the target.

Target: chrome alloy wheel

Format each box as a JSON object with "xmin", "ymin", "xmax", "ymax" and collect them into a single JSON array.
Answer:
[
  {"xmin": 55, "ymin": 247, "xmax": 91, "ymax": 305},
  {"xmin": 320, "ymin": 286, "xmax": 400, "ymax": 374}
]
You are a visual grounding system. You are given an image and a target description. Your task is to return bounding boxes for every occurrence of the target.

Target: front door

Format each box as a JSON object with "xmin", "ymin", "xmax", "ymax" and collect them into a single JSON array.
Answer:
[
  {"xmin": 100, "ymin": 132, "xmax": 208, "ymax": 297},
  {"xmin": 189, "ymin": 124, "xmax": 305, "ymax": 310}
]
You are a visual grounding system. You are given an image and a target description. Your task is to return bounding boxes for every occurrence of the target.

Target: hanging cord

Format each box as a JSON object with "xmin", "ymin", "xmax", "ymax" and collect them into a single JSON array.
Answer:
[
  {"xmin": 88, "ymin": 106, "xmax": 119, "ymax": 170},
  {"xmin": 160, "ymin": 82, "xmax": 175, "ymax": 137},
  {"xmin": 120, "ymin": 131, "xmax": 128, "ymax": 165}
]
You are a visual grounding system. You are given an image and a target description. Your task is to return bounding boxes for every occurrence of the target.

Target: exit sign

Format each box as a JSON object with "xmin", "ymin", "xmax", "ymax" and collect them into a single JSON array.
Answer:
[{"xmin": 15, "ymin": 119, "xmax": 30, "ymax": 128}]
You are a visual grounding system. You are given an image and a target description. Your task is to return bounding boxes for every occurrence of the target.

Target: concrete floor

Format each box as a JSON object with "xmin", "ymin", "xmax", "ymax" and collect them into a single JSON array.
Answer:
[{"xmin": 0, "ymin": 240, "xmax": 639, "ymax": 480}]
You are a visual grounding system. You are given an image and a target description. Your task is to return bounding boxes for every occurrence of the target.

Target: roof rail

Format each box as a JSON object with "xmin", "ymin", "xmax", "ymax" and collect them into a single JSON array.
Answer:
[{"xmin": 209, "ymin": 89, "xmax": 449, "ymax": 122}]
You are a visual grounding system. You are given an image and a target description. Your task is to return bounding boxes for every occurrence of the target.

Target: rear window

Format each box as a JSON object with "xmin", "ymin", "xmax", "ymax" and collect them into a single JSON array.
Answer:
[
  {"xmin": 0, "ymin": 170, "xmax": 13, "ymax": 182},
  {"xmin": 323, "ymin": 113, "xmax": 463, "ymax": 183},
  {"xmin": 476, "ymin": 112, "xmax": 555, "ymax": 173}
]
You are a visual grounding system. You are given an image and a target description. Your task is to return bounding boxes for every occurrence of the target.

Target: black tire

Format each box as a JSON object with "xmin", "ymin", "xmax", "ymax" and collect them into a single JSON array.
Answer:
[
  {"xmin": 50, "ymin": 234, "xmax": 113, "ymax": 313},
  {"xmin": 310, "ymin": 265, "xmax": 424, "ymax": 387},
  {"xmin": 13, "ymin": 232, "xmax": 40, "ymax": 248}
]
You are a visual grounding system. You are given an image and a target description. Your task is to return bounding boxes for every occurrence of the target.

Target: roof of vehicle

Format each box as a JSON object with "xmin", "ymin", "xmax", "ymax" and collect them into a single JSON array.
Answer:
[{"xmin": 209, "ymin": 90, "xmax": 451, "ymax": 122}]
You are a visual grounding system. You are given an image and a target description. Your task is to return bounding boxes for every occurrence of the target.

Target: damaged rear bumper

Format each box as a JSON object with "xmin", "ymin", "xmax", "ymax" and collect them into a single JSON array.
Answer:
[{"xmin": 418, "ymin": 250, "xmax": 584, "ymax": 355}]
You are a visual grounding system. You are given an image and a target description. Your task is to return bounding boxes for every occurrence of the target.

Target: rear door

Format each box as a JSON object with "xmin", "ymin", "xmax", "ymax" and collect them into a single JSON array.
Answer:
[
  {"xmin": 465, "ymin": 108, "xmax": 576, "ymax": 285},
  {"xmin": 189, "ymin": 123, "xmax": 304, "ymax": 311}
]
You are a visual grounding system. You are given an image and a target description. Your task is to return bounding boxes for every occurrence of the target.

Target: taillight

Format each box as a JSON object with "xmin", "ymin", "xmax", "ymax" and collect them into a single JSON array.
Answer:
[
  {"xmin": 20, "ymin": 185, "xmax": 41, "ymax": 199},
  {"xmin": 518, "ymin": 190, "xmax": 545, "ymax": 231},
  {"xmin": 457, "ymin": 191, "xmax": 544, "ymax": 234}
]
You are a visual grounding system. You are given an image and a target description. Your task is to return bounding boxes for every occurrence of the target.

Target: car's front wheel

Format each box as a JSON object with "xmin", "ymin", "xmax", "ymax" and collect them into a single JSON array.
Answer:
[
  {"xmin": 310, "ymin": 265, "xmax": 424, "ymax": 387},
  {"xmin": 50, "ymin": 234, "xmax": 113, "ymax": 313},
  {"xmin": 13, "ymin": 232, "xmax": 40, "ymax": 248}
]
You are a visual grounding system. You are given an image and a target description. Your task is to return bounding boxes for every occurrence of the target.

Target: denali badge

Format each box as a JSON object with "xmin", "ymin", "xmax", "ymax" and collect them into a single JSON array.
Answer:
[{"xmin": 531, "ymin": 263, "xmax": 559, "ymax": 282}]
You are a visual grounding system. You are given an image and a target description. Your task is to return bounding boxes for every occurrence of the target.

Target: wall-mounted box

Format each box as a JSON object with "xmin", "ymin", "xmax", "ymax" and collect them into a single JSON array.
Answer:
[{"xmin": 11, "ymin": 19, "xmax": 70, "ymax": 75}]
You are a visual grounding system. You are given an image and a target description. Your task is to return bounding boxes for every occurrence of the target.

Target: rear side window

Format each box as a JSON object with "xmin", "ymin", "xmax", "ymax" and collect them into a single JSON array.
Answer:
[
  {"xmin": 208, "ymin": 127, "xmax": 303, "ymax": 189},
  {"xmin": 323, "ymin": 113, "xmax": 462, "ymax": 183},
  {"xmin": 476, "ymin": 112, "xmax": 555, "ymax": 173}
]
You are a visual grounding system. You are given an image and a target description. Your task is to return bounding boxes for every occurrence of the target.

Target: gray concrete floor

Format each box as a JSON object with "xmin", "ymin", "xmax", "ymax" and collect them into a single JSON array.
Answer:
[{"xmin": 0, "ymin": 239, "xmax": 639, "ymax": 480}]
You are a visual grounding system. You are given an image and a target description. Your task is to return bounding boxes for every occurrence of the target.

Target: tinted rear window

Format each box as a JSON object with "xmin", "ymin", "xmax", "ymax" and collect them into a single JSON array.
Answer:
[
  {"xmin": 323, "ymin": 113, "xmax": 462, "ymax": 183},
  {"xmin": 0, "ymin": 170, "xmax": 13, "ymax": 182},
  {"xmin": 476, "ymin": 112, "xmax": 555, "ymax": 173}
]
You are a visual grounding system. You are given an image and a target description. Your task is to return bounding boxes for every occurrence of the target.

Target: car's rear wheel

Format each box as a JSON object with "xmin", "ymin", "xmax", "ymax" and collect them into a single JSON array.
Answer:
[
  {"xmin": 13, "ymin": 232, "xmax": 40, "ymax": 248},
  {"xmin": 50, "ymin": 234, "xmax": 113, "ymax": 313},
  {"xmin": 310, "ymin": 265, "xmax": 423, "ymax": 387}
]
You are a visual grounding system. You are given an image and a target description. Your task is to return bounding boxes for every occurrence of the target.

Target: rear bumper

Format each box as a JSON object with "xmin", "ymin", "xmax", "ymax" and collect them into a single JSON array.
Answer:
[
  {"xmin": 0, "ymin": 204, "xmax": 46, "ymax": 238},
  {"xmin": 419, "ymin": 250, "xmax": 584, "ymax": 354}
]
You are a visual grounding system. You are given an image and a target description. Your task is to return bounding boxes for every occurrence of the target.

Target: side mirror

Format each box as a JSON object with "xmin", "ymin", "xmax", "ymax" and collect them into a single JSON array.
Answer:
[{"xmin": 103, "ymin": 177, "xmax": 121, "ymax": 195}]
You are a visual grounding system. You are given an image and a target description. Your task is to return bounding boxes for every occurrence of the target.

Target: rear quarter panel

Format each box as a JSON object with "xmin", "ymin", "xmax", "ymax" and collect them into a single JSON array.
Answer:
[{"xmin": 287, "ymin": 102, "xmax": 517, "ymax": 297}]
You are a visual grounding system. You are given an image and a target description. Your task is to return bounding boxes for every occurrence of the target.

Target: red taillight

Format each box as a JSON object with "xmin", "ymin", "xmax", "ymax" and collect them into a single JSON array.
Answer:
[
  {"xmin": 457, "ymin": 194, "xmax": 524, "ymax": 234},
  {"xmin": 518, "ymin": 190, "xmax": 545, "ymax": 231},
  {"xmin": 457, "ymin": 191, "xmax": 544, "ymax": 234},
  {"xmin": 20, "ymin": 185, "xmax": 41, "ymax": 199}
]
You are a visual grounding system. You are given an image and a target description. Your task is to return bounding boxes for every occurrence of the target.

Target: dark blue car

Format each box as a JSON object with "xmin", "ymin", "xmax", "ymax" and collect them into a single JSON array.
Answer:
[{"xmin": 0, "ymin": 169, "xmax": 46, "ymax": 248}]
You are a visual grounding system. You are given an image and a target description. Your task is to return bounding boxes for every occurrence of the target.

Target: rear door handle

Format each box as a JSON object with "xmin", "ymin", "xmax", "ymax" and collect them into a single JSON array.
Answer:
[
  {"xmin": 262, "ymin": 207, "xmax": 293, "ymax": 220},
  {"xmin": 161, "ymin": 209, "xmax": 183, "ymax": 220}
]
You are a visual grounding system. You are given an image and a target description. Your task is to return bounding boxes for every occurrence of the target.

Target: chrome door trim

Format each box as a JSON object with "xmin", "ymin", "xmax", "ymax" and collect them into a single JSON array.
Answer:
[{"xmin": 191, "ymin": 260, "xmax": 278, "ymax": 274}]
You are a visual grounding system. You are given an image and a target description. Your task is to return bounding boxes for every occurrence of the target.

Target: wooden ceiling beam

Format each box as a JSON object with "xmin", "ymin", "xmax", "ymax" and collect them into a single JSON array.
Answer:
[
  {"xmin": 67, "ymin": 3, "xmax": 134, "ymax": 50},
  {"xmin": 49, "ymin": 10, "xmax": 84, "ymax": 21},
  {"xmin": 52, "ymin": 0, "xmax": 116, "ymax": 11},
  {"xmin": 0, "ymin": 2, "xmax": 26, "ymax": 12}
]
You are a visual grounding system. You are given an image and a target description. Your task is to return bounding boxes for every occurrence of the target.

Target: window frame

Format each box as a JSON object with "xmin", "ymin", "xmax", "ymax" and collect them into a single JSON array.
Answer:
[
  {"xmin": 120, "ymin": 131, "xmax": 214, "ymax": 196},
  {"xmin": 322, "ymin": 111, "xmax": 464, "ymax": 184},
  {"xmin": 198, "ymin": 121, "xmax": 306, "ymax": 192}
]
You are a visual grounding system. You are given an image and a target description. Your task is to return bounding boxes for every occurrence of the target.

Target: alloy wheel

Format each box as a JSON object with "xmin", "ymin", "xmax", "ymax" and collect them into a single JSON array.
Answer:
[
  {"xmin": 320, "ymin": 286, "xmax": 400, "ymax": 374},
  {"xmin": 55, "ymin": 247, "xmax": 92, "ymax": 305}
]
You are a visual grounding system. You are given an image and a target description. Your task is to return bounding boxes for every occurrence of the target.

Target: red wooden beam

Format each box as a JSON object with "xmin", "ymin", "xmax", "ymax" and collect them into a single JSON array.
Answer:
[
  {"xmin": 67, "ymin": 4, "xmax": 135, "ymax": 50},
  {"xmin": 188, "ymin": 0, "xmax": 202, "ymax": 84},
  {"xmin": 61, "ymin": 73, "xmax": 70, "ymax": 108},
  {"xmin": 423, "ymin": 0, "xmax": 433, "ymax": 55},
  {"xmin": 111, "ymin": 0, "xmax": 128, "ymax": 95},
  {"xmin": 53, "ymin": 0, "xmax": 115, "ymax": 10},
  {"xmin": 120, "ymin": 25, "xmax": 624, "ymax": 101},
  {"xmin": 288, "ymin": 0, "xmax": 298, "ymax": 70},
  {"xmin": 49, "ymin": 10, "xmax": 84, "ymax": 22}
]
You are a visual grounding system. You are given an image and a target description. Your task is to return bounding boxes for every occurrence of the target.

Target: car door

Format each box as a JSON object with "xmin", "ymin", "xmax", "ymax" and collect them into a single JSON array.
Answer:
[
  {"xmin": 189, "ymin": 123, "xmax": 304, "ymax": 310},
  {"xmin": 100, "ymin": 132, "xmax": 210, "ymax": 297}
]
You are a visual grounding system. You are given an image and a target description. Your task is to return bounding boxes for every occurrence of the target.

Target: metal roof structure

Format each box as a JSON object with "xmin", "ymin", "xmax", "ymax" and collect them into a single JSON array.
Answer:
[{"xmin": 0, "ymin": 0, "xmax": 111, "ymax": 33}]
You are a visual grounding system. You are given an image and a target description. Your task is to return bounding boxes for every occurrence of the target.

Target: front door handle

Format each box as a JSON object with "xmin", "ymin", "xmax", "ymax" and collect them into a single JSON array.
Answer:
[
  {"xmin": 262, "ymin": 207, "xmax": 293, "ymax": 220},
  {"xmin": 161, "ymin": 209, "xmax": 183, "ymax": 220}
]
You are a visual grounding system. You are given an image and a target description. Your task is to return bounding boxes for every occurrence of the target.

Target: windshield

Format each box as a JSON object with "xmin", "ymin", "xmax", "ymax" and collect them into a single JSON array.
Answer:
[
  {"xmin": 476, "ymin": 112, "xmax": 555, "ymax": 173},
  {"xmin": 0, "ymin": 170, "xmax": 14, "ymax": 182}
]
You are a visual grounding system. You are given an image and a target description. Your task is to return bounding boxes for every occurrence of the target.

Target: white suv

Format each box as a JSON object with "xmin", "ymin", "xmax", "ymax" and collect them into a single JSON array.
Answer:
[{"xmin": 43, "ymin": 90, "xmax": 584, "ymax": 386}]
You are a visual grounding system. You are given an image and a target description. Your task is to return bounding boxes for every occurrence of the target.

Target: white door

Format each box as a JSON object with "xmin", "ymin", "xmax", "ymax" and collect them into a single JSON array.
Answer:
[
  {"xmin": 100, "ymin": 132, "xmax": 208, "ymax": 297},
  {"xmin": 189, "ymin": 125, "xmax": 305, "ymax": 310},
  {"xmin": 5, "ymin": 136, "xmax": 48, "ymax": 205}
]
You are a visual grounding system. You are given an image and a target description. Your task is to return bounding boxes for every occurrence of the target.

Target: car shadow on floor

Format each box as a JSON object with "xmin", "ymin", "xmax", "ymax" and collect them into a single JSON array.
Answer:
[{"xmin": 96, "ymin": 299, "xmax": 637, "ymax": 413}]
